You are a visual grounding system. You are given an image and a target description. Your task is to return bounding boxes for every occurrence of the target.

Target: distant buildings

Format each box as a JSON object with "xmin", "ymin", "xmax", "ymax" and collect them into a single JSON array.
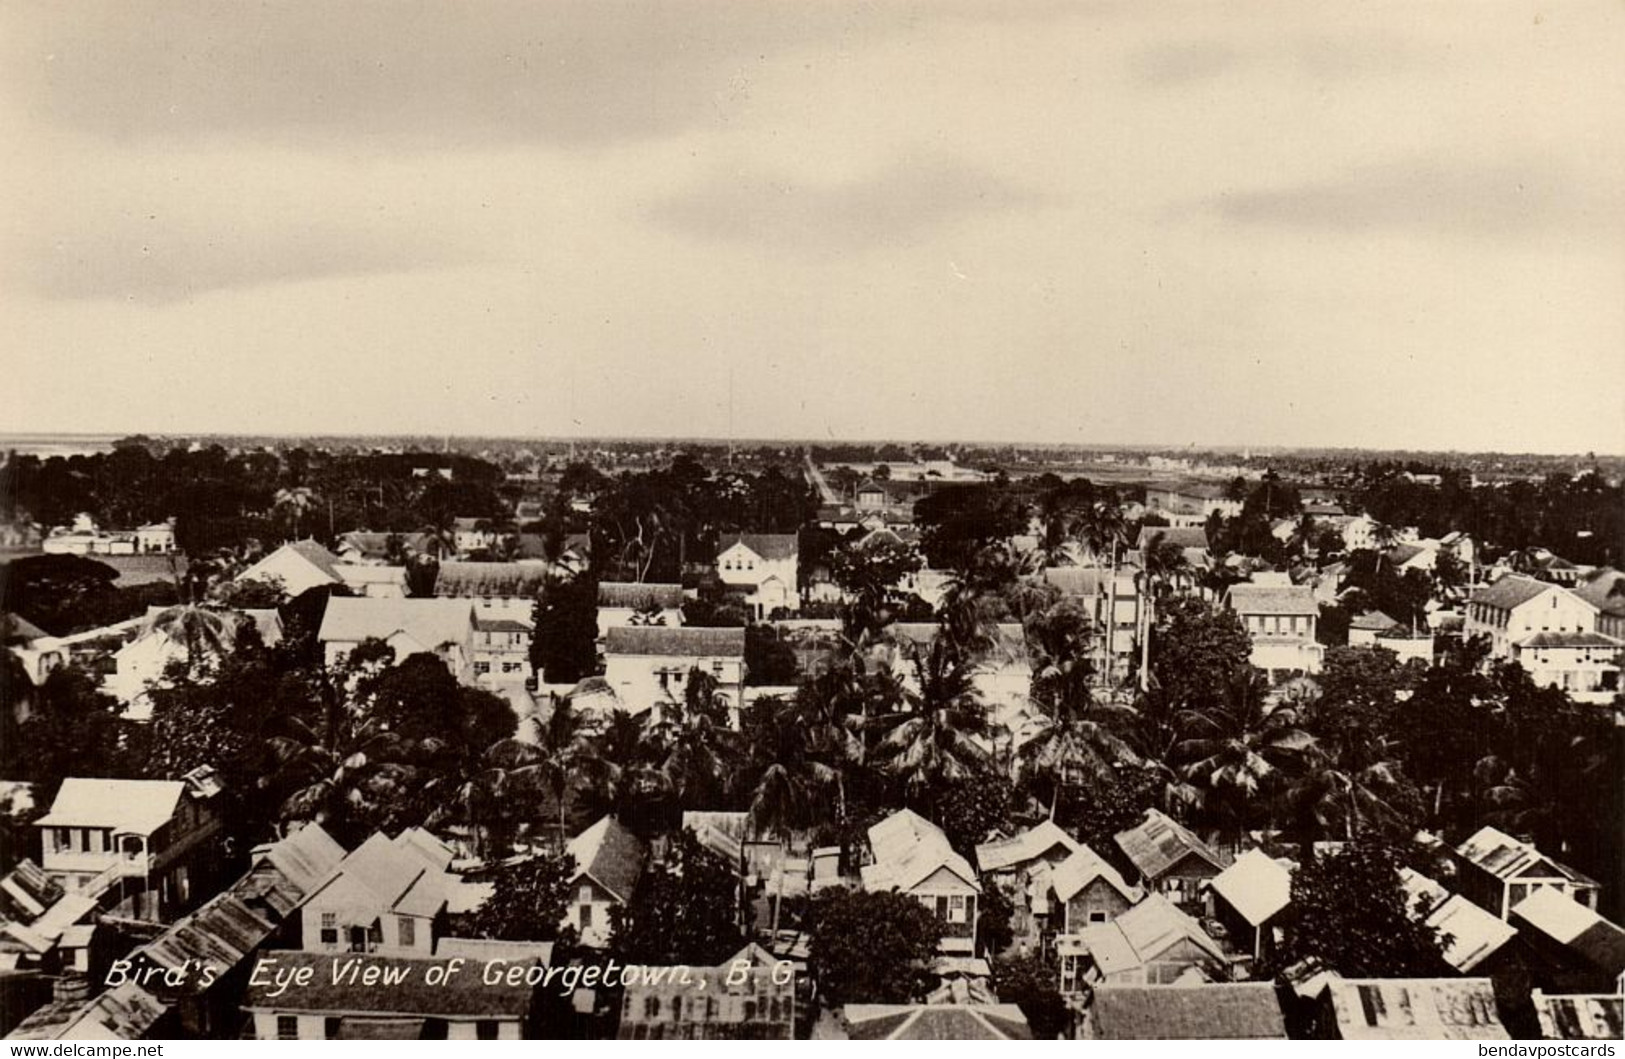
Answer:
[
  {"xmin": 317, "ymin": 598, "xmax": 478, "ymax": 682},
  {"xmin": 1223, "ymin": 583, "xmax": 1324, "ymax": 680},
  {"xmin": 602, "ymin": 627, "xmax": 746, "ymax": 724},
  {"xmin": 716, "ymin": 534, "xmax": 799, "ymax": 619}
]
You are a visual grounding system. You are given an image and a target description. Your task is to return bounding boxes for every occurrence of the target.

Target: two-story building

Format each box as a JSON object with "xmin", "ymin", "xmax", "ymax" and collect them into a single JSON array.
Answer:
[
  {"xmin": 432, "ymin": 562, "xmax": 550, "ymax": 623},
  {"xmin": 1465, "ymin": 575, "xmax": 1598, "ymax": 659},
  {"xmin": 861, "ymin": 810, "xmax": 981, "ymax": 955},
  {"xmin": 602, "ymin": 626, "xmax": 746, "ymax": 723},
  {"xmin": 1040, "ymin": 567, "xmax": 1142, "ymax": 685},
  {"xmin": 715, "ymin": 534, "xmax": 800, "ymax": 619},
  {"xmin": 34, "ymin": 769, "xmax": 227, "ymax": 922},
  {"xmin": 617, "ymin": 942, "xmax": 794, "ymax": 1040},
  {"xmin": 974, "ymin": 821, "xmax": 1083, "ymax": 951},
  {"xmin": 1574, "ymin": 568, "xmax": 1625, "ymax": 641},
  {"xmin": 1113, "ymin": 809, "xmax": 1226, "ymax": 916},
  {"xmin": 562, "ymin": 816, "xmax": 647, "ymax": 949},
  {"xmin": 318, "ymin": 598, "xmax": 478, "ymax": 683},
  {"xmin": 1224, "ymin": 583, "xmax": 1324, "ymax": 680},
  {"xmin": 1049, "ymin": 845, "xmax": 1143, "ymax": 935},
  {"xmin": 472, "ymin": 617, "xmax": 531, "ymax": 684}
]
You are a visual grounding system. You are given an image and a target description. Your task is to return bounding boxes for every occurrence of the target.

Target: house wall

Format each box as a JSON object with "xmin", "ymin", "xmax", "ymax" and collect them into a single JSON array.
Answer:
[
  {"xmin": 1467, "ymin": 588, "xmax": 1596, "ymax": 657},
  {"xmin": 244, "ymin": 553, "xmax": 336, "ymax": 598},
  {"xmin": 564, "ymin": 877, "xmax": 620, "ymax": 948},
  {"xmin": 300, "ymin": 875, "xmax": 437, "ymax": 957},
  {"xmin": 1061, "ymin": 878, "xmax": 1135, "ymax": 933},
  {"xmin": 602, "ymin": 653, "xmax": 744, "ymax": 718},
  {"xmin": 1151, "ymin": 853, "xmax": 1219, "ymax": 915},
  {"xmin": 250, "ymin": 1011, "xmax": 520, "ymax": 1040},
  {"xmin": 716, "ymin": 545, "xmax": 799, "ymax": 618}
]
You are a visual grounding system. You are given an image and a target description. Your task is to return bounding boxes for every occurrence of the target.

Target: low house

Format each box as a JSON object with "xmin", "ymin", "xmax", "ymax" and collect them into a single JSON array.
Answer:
[
  {"xmin": 317, "ymin": 598, "xmax": 478, "ymax": 682},
  {"xmin": 602, "ymin": 626, "xmax": 746, "ymax": 723},
  {"xmin": 1508, "ymin": 631, "xmax": 1623, "ymax": 703},
  {"xmin": 107, "ymin": 607, "xmax": 282, "ymax": 719},
  {"xmin": 861, "ymin": 810, "xmax": 980, "ymax": 955},
  {"xmin": 836, "ymin": 1004, "xmax": 1031, "ymax": 1040},
  {"xmin": 1510, "ymin": 888, "xmax": 1625, "ymax": 995},
  {"xmin": 1207, "ymin": 849, "xmax": 1292, "ymax": 963},
  {"xmin": 133, "ymin": 520, "xmax": 176, "ymax": 555},
  {"xmin": 1080, "ymin": 983, "xmax": 1288, "ymax": 1040},
  {"xmin": 243, "ymin": 950, "xmax": 535, "ymax": 1040},
  {"xmin": 595, "ymin": 582, "xmax": 685, "ymax": 639},
  {"xmin": 1224, "ymin": 584, "xmax": 1324, "ymax": 680},
  {"xmin": 1048, "ymin": 846, "xmax": 1142, "ymax": 935},
  {"xmin": 1348, "ymin": 610, "xmax": 1400, "ymax": 646},
  {"xmin": 1465, "ymin": 575, "xmax": 1598, "ymax": 660},
  {"xmin": 1057, "ymin": 893, "xmax": 1225, "ymax": 991},
  {"xmin": 237, "ymin": 541, "xmax": 345, "ymax": 599},
  {"xmin": 299, "ymin": 830, "xmax": 463, "ymax": 958},
  {"xmin": 1316, "ymin": 978, "xmax": 1508, "ymax": 1040},
  {"xmin": 1428, "ymin": 894, "xmax": 1518, "ymax": 976},
  {"xmin": 563, "ymin": 817, "xmax": 646, "ymax": 949},
  {"xmin": 974, "ymin": 822, "xmax": 1082, "ymax": 948},
  {"xmin": 0, "ymin": 860, "xmax": 99, "ymax": 976},
  {"xmin": 715, "ymin": 534, "xmax": 800, "ymax": 619},
  {"xmin": 1453, "ymin": 826, "xmax": 1600, "ymax": 920},
  {"xmin": 451, "ymin": 518, "xmax": 502, "ymax": 556},
  {"xmin": 618, "ymin": 943, "xmax": 793, "ymax": 1040},
  {"xmin": 7, "ymin": 824, "xmax": 345, "ymax": 1041},
  {"xmin": 334, "ymin": 564, "xmax": 408, "ymax": 599},
  {"xmin": 1531, "ymin": 992, "xmax": 1624, "ymax": 1041},
  {"xmin": 35, "ymin": 770, "xmax": 227, "ymax": 922},
  {"xmin": 1113, "ymin": 809, "xmax": 1226, "ymax": 914}
]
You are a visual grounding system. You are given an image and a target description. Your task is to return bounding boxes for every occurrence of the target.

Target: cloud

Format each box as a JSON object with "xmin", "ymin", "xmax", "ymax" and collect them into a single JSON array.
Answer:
[
  {"xmin": 1197, "ymin": 159, "xmax": 1624, "ymax": 242},
  {"xmin": 1129, "ymin": 32, "xmax": 1419, "ymax": 88},
  {"xmin": 1, "ymin": 0, "xmax": 1083, "ymax": 150},
  {"xmin": 647, "ymin": 153, "xmax": 1052, "ymax": 252},
  {"xmin": 13, "ymin": 215, "xmax": 475, "ymax": 303}
]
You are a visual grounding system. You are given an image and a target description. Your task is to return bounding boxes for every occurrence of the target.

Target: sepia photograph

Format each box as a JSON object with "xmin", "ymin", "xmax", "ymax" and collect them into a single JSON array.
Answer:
[{"xmin": 1, "ymin": 0, "xmax": 1622, "ymax": 1045}]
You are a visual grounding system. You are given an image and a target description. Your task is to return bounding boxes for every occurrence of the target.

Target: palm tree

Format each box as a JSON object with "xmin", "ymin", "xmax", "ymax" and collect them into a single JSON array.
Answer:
[
  {"xmin": 493, "ymin": 698, "xmax": 605, "ymax": 848},
  {"xmin": 147, "ymin": 602, "xmax": 238, "ymax": 666},
  {"xmin": 1175, "ymin": 669, "xmax": 1316, "ymax": 844},
  {"xmin": 645, "ymin": 671, "xmax": 741, "ymax": 810},
  {"xmin": 274, "ymin": 487, "xmax": 318, "ymax": 541},
  {"xmin": 267, "ymin": 701, "xmax": 418, "ymax": 843},
  {"xmin": 870, "ymin": 634, "xmax": 992, "ymax": 812},
  {"xmin": 743, "ymin": 697, "xmax": 839, "ymax": 937},
  {"xmin": 1139, "ymin": 531, "xmax": 1193, "ymax": 599},
  {"xmin": 1074, "ymin": 499, "xmax": 1128, "ymax": 564}
]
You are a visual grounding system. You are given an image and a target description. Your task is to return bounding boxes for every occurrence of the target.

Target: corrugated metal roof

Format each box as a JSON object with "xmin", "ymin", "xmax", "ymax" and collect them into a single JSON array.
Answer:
[
  {"xmin": 974, "ymin": 821, "xmax": 1081, "ymax": 875},
  {"xmin": 1114, "ymin": 810, "xmax": 1225, "ymax": 882},
  {"xmin": 1090, "ymin": 983, "xmax": 1287, "ymax": 1039},
  {"xmin": 605, "ymin": 625, "xmax": 745, "ymax": 658},
  {"xmin": 1208, "ymin": 849, "xmax": 1292, "ymax": 928},
  {"xmin": 1325, "ymin": 978, "xmax": 1508, "ymax": 1040}
]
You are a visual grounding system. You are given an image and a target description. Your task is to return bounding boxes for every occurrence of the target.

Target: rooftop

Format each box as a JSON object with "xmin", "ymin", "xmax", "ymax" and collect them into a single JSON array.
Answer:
[
  {"xmin": 1208, "ymin": 849, "xmax": 1293, "ymax": 928},
  {"xmin": 432, "ymin": 561, "xmax": 550, "ymax": 599},
  {"xmin": 1088, "ymin": 983, "xmax": 1287, "ymax": 1040},
  {"xmin": 567, "ymin": 816, "xmax": 647, "ymax": 904},
  {"xmin": 974, "ymin": 820, "xmax": 1081, "ymax": 875},
  {"xmin": 604, "ymin": 625, "xmax": 745, "ymax": 658},
  {"xmin": 841, "ymin": 1004, "xmax": 1031, "ymax": 1040},
  {"xmin": 719, "ymin": 533, "xmax": 799, "ymax": 561},
  {"xmin": 1469, "ymin": 574, "xmax": 1573, "ymax": 613},
  {"xmin": 1048, "ymin": 846, "xmax": 1141, "ymax": 905},
  {"xmin": 1114, "ymin": 809, "xmax": 1226, "ymax": 882},
  {"xmin": 1456, "ymin": 826, "xmax": 1596, "ymax": 888},
  {"xmin": 1224, "ymin": 584, "xmax": 1319, "ymax": 617},
  {"xmin": 317, "ymin": 597, "xmax": 476, "ymax": 650},
  {"xmin": 35, "ymin": 778, "xmax": 188, "ymax": 835},
  {"xmin": 1323, "ymin": 978, "xmax": 1508, "ymax": 1040},
  {"xmin": 597, "ymin": 581, "xmax": 685, "ymax": 609}
]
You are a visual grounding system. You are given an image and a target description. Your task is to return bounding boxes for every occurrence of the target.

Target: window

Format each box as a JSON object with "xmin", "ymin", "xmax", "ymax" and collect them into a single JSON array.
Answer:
[
  {"xmin": 276, "ymin": 1015, "xmax": 299, "ymax": 1040},
  {"xmin": 474, "ymin": 662, "xmax": 491, "ymax": 675},
  {"xmin": 397, "ymin": 915, "xmax": 416, "ymax": 949},
  {"xmin": 949, "ymin": 894, "xmax": 967, "ymax": 923},
  {"xmin": 935, "ymin": 895, "xmax": 949, "ymax": 920},
  {"xmin": 324, "ymin": 1017, "xmax": 341, "ymax": 1040},
  {"xmin": 502, "ymin": 662, "xmax": 523, "ymax": 674},
  {"xmin": 644, "ymin": 996, "xmax": 660, "ymax": 1019},
  {"xmin": 580, "ymin": 904, "xmax": 594, "ymax": 928},
  {"xmin": 1089, "ymin": 911, "xmax": 1108, "ymax": 924},
  {"xmin": 349, "ymin": 925, "xmax": 369, "ymax": 952},
  {"xmin": 579, "ymin": 884, "xmax": 594, "ymax": 903},
  {"xmin": 53, "ymin": 827, "xmax": 71, "ymax": 853},
  {"xmin": 476, "ymin": 1020, "xmax": 498, "ymax": 1040},
  {"xmin": 320, "ymin": 912, "xmax": 338, "ymax": 948}
]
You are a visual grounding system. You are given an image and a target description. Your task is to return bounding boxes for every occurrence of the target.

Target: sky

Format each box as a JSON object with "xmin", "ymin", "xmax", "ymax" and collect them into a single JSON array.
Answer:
[{"xmin": 3, "ymin": 0, "xmax": 1622, "ymax": 454}]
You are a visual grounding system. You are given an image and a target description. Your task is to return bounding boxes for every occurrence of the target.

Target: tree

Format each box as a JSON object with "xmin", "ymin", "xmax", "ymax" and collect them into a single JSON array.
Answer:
[
  {"xmin": 494, "ymin": 698, "xmax": 604, "ymax": 847},
  {"xmin": 744, "ymin": 624, "xmax": 799, "ymax": 686},
  {"xmin": 273, "ymin": 486, "xmax": 318, "ymax": 540},
  {"xmin": 1146, "ymin": 596, "xmax": 1253, "ymax": 713},
  {"xmin": 610, "ymin": 830, "xmax": 743, "ymax": 966},
  {"xmin": 466, "ymin": 850, "xmax": 577, "ymax": 942},
  {"xmin": 913, "ymin": 485, "xmax": 1028, "ymax": 574},
  {"xmin": 992, "ymin": 951, "xmax": 1068, "ymax": 1039},
  {"xmin": 871, "ymin": 634, "xmax": 992, "ymax": 811},
  {"xmin": 1175, "ymin": 669, "xmax": 1315, "ymax": 840},
  {"xmin": 0, "ymin": 665, "xmax": 135, "ymax": 806},
  {"xmin": 1273, "ymin": 838, "xmax": 1448, "ymax": 979},
  {"xmin": 530, "ymin": 577, "xmax": 598, "ymax": 684},
  {"xmin": 828, "ymin": 535, "xmax": 924, "ymax": 622},
  {"xmin": 807, "ymin": 888, "xmax": 943, "ymax": 1005}
]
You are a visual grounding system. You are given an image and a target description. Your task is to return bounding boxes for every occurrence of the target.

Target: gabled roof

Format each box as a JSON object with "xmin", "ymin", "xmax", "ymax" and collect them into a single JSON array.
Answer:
[
  {"xmin": 605, "ymin": 625, "xmax": 744, "ymax": 658},
  {"xmin": 309, "ymin": 831, "xmax": 453, "ymax": 919},
  {"xmin": 719, "ymin": 533, "xmax": 799, "ymax": 561},
  {"xmin": 842, "ymin": 1004, "xmax": 1031, "ymax": 1040},
  {"xmin": 1470, "ymin": 574, "xmax": 1583, "ymax": 613},
  {"xmin": 863, "ymin": 809, "xmax": 979, "ymax": 894},
  {"xmin": 1349, "ymin": 610, "xmax": 1401, "ymax": 632},
  {"xmin": 36, "ymin": 778, "xmax": 187, "ymax": 835},
  {"xmin": 253, "ymin": 823, "xmax": 348, "ymax": 895},
  {"xmin": 974, "ymin": 820, "xmax": 1082, "ymax": 875},
  {"xmin": 317, "ymin": 598, "xmax": 476, "ymax": 650},
  {"xmin": 1224, "ymin": 584, "xmax": 1319, "ymax": 617},
  {"xmin": 1074, "ymin": 893, "xmax": 1223, "ymax": 976},
  {"xmin": 1208, "ymin": 849, "xmax": 1292, "ymax": 928},
  {"xmin": 1114, "ymin": 809, "xmax": 1225, "ymax": 882},
  {"xmin": 432, "ymin": 561, "xmax": 550, "ymax": 599},
  {"xmin": 1089, "ymin": 983, "xmax": 1287, "ymax": 1039},
  {"xmin": 1456, "ymin": 826, "xmax": 1596, "ymax": 887},
  {"xmin": 1429, "ymin": 895, "xmax": 1516, "ymax": 973},
  {"xmin": 1049, "ymin": 846, "xmax": 1141, "ymax": 904},
  {"xmin": 1511, "ymin": 888, "xmax": 1625, "ymax": 980},
  {"xmin": 1323, "ymin": 978, "xmax": 1507, "ymax": 1040},
  {"xmin": 1533, "ymin": 992, "xmax": 1624, "ymax": 1041},
  {"xmin": 243, "ymin": 950, "xmax": 535, "ymax": 1018},
  {"xmin": 1040, "ymin": 566, "xmax": 1133, "ymax": 597},
  {"xmin": 0, "ymin": 859, "xmax": 64, "ymax": 922},
  {"xmin": 1573, "ymin": 568, "xmax": 1625, "ymax": 617},
  {"xmin": 567, "ymin": 816, "xmax": 646, "ymax": 904},
  {"xmin": 597, "ymin": 581, "xmax": 685, "ymax": 610},
  {"xmin": 280, "ymin": 540, "xmax": 345, "ymax": 581},
  {"xmin": 335, "ymin": 564, "xmax": 408, "ymax": 588}
]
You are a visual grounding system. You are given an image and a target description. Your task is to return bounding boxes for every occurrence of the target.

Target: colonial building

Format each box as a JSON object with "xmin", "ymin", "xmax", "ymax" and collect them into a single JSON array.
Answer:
[
  {"xmin": 602, "ymin": 626, "xmax": 746, "ymax": 723},
  {"xmin": 715, "ymin": 534, "xmax": 800, "ymax": 619},
  {"xmin": 317, "ymin": 598, "xmax": 478, "ymax": 682},
  {"xmin": 563, "ymin": 817, "xmax": 646, "ymax": 949},
  {"xmin": 1465, "ymin": 575, "xmax": 1598, "ymax": 659},
  {"xmin": 861, "ymin": 810, "xmax": 980, "ymax": 955},
  {"xmin": 1224, "ymin": 583, "xmax": 1324, "ymax": 680}
]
